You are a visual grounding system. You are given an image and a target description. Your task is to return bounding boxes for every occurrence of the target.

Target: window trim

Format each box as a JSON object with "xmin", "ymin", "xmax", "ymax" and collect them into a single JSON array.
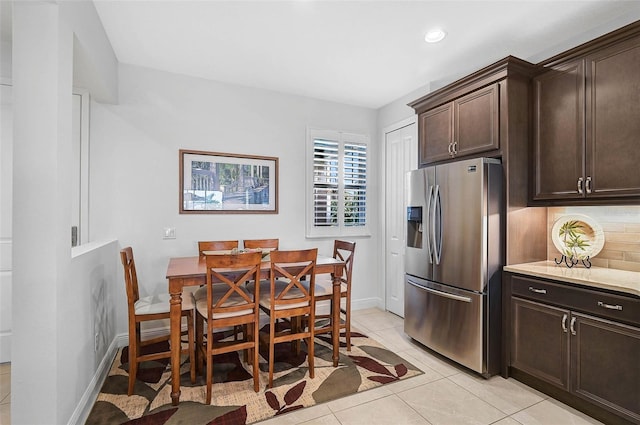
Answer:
[
  {"xmin": 71, "ymin": 88, "xmax": 90, "ymax": 248},
  {"xmin": 305, "ymin": 127, "xmax": 370, "ymax": 239}
]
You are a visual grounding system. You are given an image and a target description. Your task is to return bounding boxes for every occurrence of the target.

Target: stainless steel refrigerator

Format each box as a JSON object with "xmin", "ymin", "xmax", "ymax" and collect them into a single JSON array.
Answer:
[{"xmin": 404, "ymin": 157, "xmax": 503, "ymax": 377}]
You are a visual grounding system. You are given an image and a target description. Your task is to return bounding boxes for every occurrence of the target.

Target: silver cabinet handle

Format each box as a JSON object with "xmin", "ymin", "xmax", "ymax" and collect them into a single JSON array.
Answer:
[
  {"xmin": 447, "ymin": 142, "xmax": 453, "ymax": 156},
  {"xmin": 452, "ymin": 141, "xmax": 458, "ymax": 155},
  {"xmin": 585, "ymin": 176, "xmax": 592, "ymax": 194},
  {"xmin": 570, "ymin": 316, "xmax": 577, "ymax": 335},
  {"xmin": 528, "ymin": 286, "xmax": 547, "ymax": 294},
  {"xmin": 561, "ymin": 314, "xmax": 568, "ymax": 333},
  {"xmin": 577, "ymin": 177, "xmax": 584, "ymax": 194},
  {"xmin": 598, "ymin": 301, "xmax": 623, "ymax": 311}
]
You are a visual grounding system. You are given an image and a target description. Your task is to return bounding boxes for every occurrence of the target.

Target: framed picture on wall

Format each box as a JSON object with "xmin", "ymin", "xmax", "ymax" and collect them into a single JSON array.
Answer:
[{"xmin": 179, "ymin": 149, "xmax": 279, "ymax": 214}]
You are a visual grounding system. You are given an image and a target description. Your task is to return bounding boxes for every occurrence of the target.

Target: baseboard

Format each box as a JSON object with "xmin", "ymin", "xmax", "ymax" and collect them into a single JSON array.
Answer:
[
  {"xmin": 67, "ymin": 336, "xmax": 121, "ymax": 425},
  {"xmin": 352, "ymin": 297, "xmax": 383, "ymax": 312}
]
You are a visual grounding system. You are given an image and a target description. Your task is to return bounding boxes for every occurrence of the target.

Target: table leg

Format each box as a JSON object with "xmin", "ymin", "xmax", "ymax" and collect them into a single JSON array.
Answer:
[
  {"xmin": 169, "ymin": 279, "xmax": 182, "ymax": 406},
  {"xmin": 332, "ymin": 268, "xmax": 341, "ymax": 367}
]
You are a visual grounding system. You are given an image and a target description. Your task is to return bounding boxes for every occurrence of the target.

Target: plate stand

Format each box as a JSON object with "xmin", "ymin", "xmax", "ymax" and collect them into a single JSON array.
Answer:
[{"xmin": 554, "ymin": 254, "xmax": 592, "ymax": 269}]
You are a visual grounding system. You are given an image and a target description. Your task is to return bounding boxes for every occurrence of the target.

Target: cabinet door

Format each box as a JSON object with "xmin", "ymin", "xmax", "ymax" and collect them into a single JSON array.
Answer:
[
  {"xmin": 454, "ymin": 83, "xmax": 499, "ymax": 158},
  {"xmin": 571, "ymin": 313, "xmax": 640, "ymax": 423},
  {"xmin": 532, "ymin": 60, "xmax": 585, "ymax": 201},
  {"xmin": 586, "ymin": 35, "xmax": 640, "ymax": 199},
  {"xmin": 511, "ymin": 297, "xmax": 570, "ymax": 390},
  {"xmin": 419, "ymin": 103, "xmax": 453, "ymax": 166}
]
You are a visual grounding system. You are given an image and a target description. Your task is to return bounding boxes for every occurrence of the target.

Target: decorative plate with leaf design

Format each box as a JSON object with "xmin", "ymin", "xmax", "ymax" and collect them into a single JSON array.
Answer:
[{"xmin": 551, "ymin": 214, "xmax": 605, "ymax": 260}]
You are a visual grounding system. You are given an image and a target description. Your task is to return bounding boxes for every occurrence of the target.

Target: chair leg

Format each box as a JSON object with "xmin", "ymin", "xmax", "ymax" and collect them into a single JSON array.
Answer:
[
  {"xmin": 329, "ymin": 299, "xmax": 334, "ymax": 343},
  {"xmin": 308, "ymin": 316, "xmax": 314, "ymax": 379},
  {"xmin": 252, "ymin": 320, "xmax": 259, "ymax": 392},
  {"xmin": 344, "ymin": 301, "xmax": 351, "ymax": 351},
  {"xmin": 292, "ymin": 316, "xmax": 300, "ymax": 354},
  {"xmin": 205, "ymin": 322, "xmax": 213, "ymax": 405},
  {"xmin": 195, "ymin": 313, "xmax": 204, "ymax": 375},
  {"xmin": 245, "ymin": 324, "xmax": 252, "ymax": 365},
  {"xmin": 128, "ymin": 324, "xmax": 139, "ymax": 396},
  {"xmin": 188, "ymin": 312, "xmax": 196, "ymax": 383},
  {"xmin": 268, "ymin": 316, "xmax": 275, "ymax": 389},
  {"xmin": 242, "ymin": 324, "xmax": 249, "ymax": 364}
]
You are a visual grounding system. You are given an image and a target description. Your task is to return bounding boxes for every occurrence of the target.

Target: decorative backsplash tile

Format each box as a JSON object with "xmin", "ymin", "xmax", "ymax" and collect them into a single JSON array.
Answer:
[{"xmin": 547, "ymin": 206, "xmax": 640, "ymax": 272}]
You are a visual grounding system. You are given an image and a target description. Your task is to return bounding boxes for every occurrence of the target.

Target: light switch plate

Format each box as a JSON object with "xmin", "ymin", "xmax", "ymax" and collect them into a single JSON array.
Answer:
[{"xmin": 163, "ymin": 227, "xmax": 176, "ymax": 239}]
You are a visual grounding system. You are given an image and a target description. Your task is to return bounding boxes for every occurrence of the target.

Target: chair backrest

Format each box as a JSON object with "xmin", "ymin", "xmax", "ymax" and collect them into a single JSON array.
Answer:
[
  {"xmin": 198, "ymin": 240, "xmax": 239, "ymax": 256},
  {"xmin": 268, "ymin": 248, "xmax": 317, "ymax": 308},
  {"xmin": 205, "ymin": 251, "xmax": 262, "ymax": 318},
  {"xmin": 243, "ymin": 238, "xmax": 279, "ymax": 250},
  {"xmin": 334, "ymin": 240, "xmax": 356, "ymax": 285},
  {"xmin": 120, "ymin": 247, "xmax": 140, "ymax": 313}
]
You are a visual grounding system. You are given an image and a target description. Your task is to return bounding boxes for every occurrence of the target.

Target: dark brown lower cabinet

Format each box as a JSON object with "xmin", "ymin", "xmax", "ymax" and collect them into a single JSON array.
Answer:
[
  {"xmin": 505, "ymin": 272, "xmax": 640, "ymax": 425},
  {"xmin": 571, "ymin": 313, "xmax": 640, "ymax": 423},
  {"xmin": 511, "ymin": 298, "xmax": 569, "ymax": 389}
]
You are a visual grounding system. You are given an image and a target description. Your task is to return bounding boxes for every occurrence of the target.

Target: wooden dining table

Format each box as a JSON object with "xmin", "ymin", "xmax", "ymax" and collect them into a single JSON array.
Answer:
[{"xmin": 165, "ymin": 254, "xmax": 346, "ymax": 405}]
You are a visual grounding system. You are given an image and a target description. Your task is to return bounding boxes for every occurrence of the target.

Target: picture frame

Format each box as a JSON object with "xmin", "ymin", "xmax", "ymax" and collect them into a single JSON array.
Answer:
[{"xmin": 179, "ymin": 149, "xmax": 278, "ymax": 214}]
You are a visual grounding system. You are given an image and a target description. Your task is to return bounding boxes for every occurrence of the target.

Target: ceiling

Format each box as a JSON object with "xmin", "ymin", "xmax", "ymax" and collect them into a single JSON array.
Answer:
[{"xmin": 6, "ymin": 1, "xmax": 640, "ymax": 109}]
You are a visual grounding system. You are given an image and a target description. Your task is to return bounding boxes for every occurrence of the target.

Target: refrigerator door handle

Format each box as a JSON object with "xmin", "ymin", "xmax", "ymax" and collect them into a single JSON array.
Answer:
[
  {"xmin": 426, "ymin": 184, "xmax": 434, "ymax": 263},
  {"xmin": 432, "ymin": 184, "xmax": 442, "ymax": 265},
  {"xmin": 407, "ymin": 280, "xmax": 472, "ymax": 303}
]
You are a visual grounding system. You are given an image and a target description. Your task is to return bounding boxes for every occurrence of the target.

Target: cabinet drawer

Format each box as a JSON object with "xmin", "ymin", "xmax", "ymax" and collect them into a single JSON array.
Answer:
[{"xmin": 511, "ymin": 275, "xmax": 640, "ymax": 326}]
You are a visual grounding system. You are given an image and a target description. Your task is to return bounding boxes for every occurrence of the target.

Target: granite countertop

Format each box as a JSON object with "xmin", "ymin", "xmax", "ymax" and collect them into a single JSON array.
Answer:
[{"xmin": 503, "ymin": 261, "xmax": 640, "ymax": 297}]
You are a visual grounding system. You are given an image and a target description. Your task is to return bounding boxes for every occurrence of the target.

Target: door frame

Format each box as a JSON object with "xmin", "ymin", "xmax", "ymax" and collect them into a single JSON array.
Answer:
[
  {"xmin": 380, "ymin": 116, "xmax": 417, "ymax": 313},
  {"xmin": 0, "ymin": 79, "xmax": 13, "ymax": 362}
]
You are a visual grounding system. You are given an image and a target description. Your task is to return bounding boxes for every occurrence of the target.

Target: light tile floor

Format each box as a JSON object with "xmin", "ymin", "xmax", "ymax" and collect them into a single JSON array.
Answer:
[
  {"xmin": 261, "ymin": 308, "xmax": 604, "ymax": 425},
  {"xmin": 0, "ymin": 308, "xmax": 606, "ymax": 425}
]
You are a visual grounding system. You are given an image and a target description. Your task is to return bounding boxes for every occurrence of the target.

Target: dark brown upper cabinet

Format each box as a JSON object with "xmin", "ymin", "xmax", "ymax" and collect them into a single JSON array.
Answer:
[
  {"xmin": 418, "ymin": 83, "xmax": 499, "ymax": 164},
  {"xmin": 532, "ymin": 23, "xmax": 640, "ymax": 204},
  {"xmin": 410, "ymin": 56, "xmax": 536, "ymax": 169}
]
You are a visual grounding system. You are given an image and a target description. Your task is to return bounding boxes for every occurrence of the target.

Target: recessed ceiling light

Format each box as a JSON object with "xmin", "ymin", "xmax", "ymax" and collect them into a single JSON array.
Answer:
[{"xmin": 425, "ymin": 28, "xmax": 446, "ymax": 43}]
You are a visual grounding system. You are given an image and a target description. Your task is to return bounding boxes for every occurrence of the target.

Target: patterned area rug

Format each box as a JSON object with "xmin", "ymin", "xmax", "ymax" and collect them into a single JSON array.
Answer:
[{"xmin": 85, "ymin": 327, "xmax": 423, "ymax": 425}]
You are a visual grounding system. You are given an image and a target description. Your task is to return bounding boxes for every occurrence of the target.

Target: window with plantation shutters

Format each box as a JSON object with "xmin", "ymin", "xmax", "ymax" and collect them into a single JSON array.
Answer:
[
  {"xmin": 343, "ymin": 141, "xmax": 367, "ymax": 227},
  {"xmin": 307, "ymin": 128, "xmax": 369, "ymax": 238},
  {"xmin": 313, "ymin": 139, "xmax": 339, "ymax": 227}
]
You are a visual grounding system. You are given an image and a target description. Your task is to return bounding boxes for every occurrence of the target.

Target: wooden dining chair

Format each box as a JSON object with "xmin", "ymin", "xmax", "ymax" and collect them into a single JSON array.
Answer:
[
  {"xmin": 243, "ymin": 238, "xmax": 279, "ymax": 250},
  {"xmin": 195, "ymin": 251, "xmax": 262, "ymax": 404},
  {"xmin": 253, "ymin": 248, "xmax": 317, "ymax": 388},
  {"xmin": 194, "ymin": 241, "xmax": 244, "ymax": 341},
  {"xmin": 309, "ymin": 240, "xmax": 356, "ymax": 350},
  {"xmin": 198, "ymin": 240, "xmax": 239, "ymax": 256},
  {"xmin": 120, "ymin": 247, "xmax": 195, "ymax": 396},
  {"xmin": 195, "ymin": 240, "xmax": 241, "ymax": 298}
]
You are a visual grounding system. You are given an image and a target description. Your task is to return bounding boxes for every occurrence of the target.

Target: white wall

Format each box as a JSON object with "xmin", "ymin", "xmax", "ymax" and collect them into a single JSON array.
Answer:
[
  {"xmin": 66, "ymin": 0, "xmax": 118, "ymax": 104},
  {"xmin": 10, "ymin": 1, "xmax": 119, "ymax": 424},
  {"xmin": 0, "ymin": 41, "xmax": 10, "ymax": 80},
  {"xmin": 13, "ymin": 4, "xmax": 73, "ymax": 422},
  {"xmin": 65, "ymin": 241, "xmax": 119, "ymax": 423},
  {"xmin": 377, "ymin": 83, "xmax": 428, "ymax": 133},
  {"xmin": 90, "ymin": 64, "xmax": 381, "ymax": 336}
]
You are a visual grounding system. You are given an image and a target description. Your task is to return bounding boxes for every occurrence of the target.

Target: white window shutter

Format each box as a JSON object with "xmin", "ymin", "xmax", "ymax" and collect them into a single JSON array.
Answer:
[{"xmin": 306, "ymin": 128, "xmax": 369, "ymax": 238}]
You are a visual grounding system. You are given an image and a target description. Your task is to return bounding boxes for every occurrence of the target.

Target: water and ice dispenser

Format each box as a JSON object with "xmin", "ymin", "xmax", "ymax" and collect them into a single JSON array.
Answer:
[{"xmin": 407, "ymin": 206, "xmax": 423, "ymax": 248}]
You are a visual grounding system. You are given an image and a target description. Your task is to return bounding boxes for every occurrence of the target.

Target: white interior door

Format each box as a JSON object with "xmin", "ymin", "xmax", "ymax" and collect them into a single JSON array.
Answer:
[{"xmin": 384, "ymin": 119, "xmax": 417, "ymax": 317}]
